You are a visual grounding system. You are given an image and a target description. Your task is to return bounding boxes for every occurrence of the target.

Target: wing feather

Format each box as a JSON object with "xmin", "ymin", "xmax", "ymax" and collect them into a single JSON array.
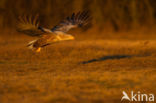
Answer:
[
  {"xmin": 16, "ymin": 15, "xmax": 44, "ymax": 36},
  {"xmin": 51, "ymin": 11, "xmax": 91, "ymax": 33}
]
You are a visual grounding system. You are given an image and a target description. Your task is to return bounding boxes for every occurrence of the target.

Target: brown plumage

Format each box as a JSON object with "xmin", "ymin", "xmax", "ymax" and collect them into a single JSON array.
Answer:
[{"xmin": 17, "ymin": 11, "xmax": 91, "ymax": 52}]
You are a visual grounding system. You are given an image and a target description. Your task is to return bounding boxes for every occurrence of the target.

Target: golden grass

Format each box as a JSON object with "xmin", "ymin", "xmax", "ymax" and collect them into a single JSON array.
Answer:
[{"xmin": 0, "ymin": 32, "xmax": 156, "ymax": 103}]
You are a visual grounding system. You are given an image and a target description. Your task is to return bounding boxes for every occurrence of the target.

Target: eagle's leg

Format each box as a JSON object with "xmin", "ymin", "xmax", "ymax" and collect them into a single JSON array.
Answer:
[{"xmin": 35, "ymin": 47, "xmax": 41, "ymax": 52}]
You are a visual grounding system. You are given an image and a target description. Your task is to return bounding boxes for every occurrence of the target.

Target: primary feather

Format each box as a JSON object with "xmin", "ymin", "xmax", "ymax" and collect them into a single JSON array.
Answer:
[
  {"xmin": 51, "ymin": 11, "xmax": 91, "ymax": 33},
  {"xmin": 17, "ymin": 15, "xmax": 45, "ymax": 36}
]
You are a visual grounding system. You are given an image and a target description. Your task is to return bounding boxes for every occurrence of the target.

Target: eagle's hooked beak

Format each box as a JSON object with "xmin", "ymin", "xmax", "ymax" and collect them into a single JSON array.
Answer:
[{"xmin": 65, "ymin": 35, "xmax": 75, "ymax": 40}]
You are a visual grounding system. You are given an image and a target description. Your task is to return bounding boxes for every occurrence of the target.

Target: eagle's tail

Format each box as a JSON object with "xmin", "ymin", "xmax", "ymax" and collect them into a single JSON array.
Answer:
[
  {"xmin": 27, "ymin": 40, "xmax": 41, "ymax": 52},
  {"xmin": 27, "ymin": 40, "xmax": 37, "ymax": 49}
]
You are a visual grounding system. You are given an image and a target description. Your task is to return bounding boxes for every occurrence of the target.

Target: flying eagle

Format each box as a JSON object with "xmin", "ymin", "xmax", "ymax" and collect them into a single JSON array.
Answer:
[{"xmin": 17, "ymin": 11, "xmax": 91, "ymax": 52}]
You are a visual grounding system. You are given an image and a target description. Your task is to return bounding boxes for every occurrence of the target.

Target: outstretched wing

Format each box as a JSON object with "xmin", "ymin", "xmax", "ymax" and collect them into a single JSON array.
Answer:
[
  {"xmin": 16, "ymin": 15, "xmax": 45, "ymax": 36},
  {"xmin": 51, "ymin": 11, "xmax": 91, "ymax": 33}
]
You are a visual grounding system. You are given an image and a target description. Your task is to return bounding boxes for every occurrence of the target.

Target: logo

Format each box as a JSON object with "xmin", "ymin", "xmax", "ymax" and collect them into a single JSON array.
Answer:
[{"xmin": 121, "ymin": 91, "xmax": 154, "ymax": 102}]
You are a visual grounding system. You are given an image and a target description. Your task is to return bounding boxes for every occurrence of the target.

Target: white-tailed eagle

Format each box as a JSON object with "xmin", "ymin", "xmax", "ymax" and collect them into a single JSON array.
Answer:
[{"xmin": 17, "ymin": 11, "xmax": 91, "ymax": 52}]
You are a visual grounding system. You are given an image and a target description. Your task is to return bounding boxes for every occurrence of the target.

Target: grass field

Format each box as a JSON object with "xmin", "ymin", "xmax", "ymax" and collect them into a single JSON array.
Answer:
[{"xmin": 0, "ymin": 31, "xmax": 156, "ymax": 103}]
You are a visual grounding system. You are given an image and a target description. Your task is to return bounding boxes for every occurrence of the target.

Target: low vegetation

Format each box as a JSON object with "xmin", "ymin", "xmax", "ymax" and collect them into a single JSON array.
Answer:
[{"xmin": 0, "ymin": 31, "xmax": 156, "ymax": 103}]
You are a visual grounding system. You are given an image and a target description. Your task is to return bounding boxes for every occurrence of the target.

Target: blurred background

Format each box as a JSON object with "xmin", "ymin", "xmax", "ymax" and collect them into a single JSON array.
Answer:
[{"xmin": 0, "ymin": 0, "xmax": 156, "ymax": 33}]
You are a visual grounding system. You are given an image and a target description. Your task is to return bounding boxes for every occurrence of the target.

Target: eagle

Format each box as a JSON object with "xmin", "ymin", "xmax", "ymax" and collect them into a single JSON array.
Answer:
[{"xmin": 17, "ymin": 11, "xmax": 91, "ymax": 52}]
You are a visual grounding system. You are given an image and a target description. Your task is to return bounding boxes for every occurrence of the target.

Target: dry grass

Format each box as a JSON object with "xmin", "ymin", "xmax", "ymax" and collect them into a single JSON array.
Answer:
[{"xmin": 0, "ymin": 32, "xmax": 156, "ymax": 103}]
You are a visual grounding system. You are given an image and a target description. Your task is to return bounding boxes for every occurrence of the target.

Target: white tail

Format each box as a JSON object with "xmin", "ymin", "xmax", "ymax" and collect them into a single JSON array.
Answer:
[{"xmin": 27, "ymin": 39, "xmax": 37, "ymax": 50}]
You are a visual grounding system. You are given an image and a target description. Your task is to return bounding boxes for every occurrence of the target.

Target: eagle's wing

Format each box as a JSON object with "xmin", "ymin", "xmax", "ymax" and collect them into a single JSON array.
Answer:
[
  {"xmin": 51, "ymin": 11, "xmax": 91, "ymax": 33},
  {"xmin": 16, "ymin": 15, "xmax": 47, "ymax": 36}
]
